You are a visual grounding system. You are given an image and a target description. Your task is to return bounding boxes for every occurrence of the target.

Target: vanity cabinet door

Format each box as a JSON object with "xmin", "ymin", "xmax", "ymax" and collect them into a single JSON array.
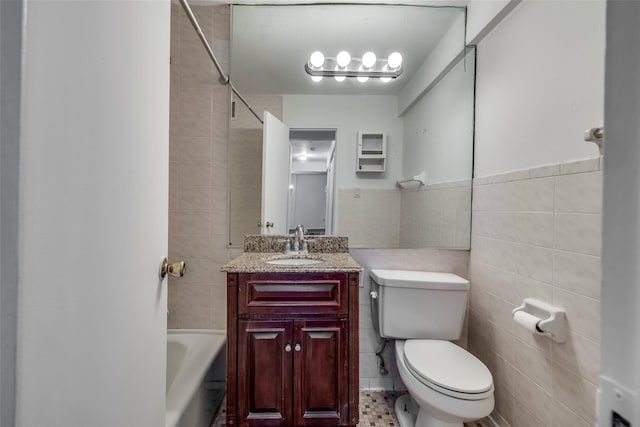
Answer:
[
  {"xmin": 293, "ymin": 319, "xmax": 348, "ymax": 426},
  {"xmin": 238, "ymin": 320, "xmax": 293, "ymax": 427}
]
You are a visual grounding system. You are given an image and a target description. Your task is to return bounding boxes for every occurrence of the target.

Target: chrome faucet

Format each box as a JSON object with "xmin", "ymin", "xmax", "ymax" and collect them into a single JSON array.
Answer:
[{"xmin": 294, "ymin": 225, "xmax": 306, "ymax": 253}]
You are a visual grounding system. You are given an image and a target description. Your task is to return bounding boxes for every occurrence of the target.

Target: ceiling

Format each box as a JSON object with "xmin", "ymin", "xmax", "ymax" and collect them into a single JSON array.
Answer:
[
  {"xmin": 290, "ymin": 129, "xmax": 335, "ymax": 163},
  {"xmin": 230, "ymin": 4, "xmax": 463, "ymax": 96}
]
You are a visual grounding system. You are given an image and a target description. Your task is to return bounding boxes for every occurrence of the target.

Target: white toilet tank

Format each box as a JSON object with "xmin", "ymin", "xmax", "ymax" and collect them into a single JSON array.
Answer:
[{"xmin": 370, "ymin": 269, "xmax": 470, "ymax": 340}]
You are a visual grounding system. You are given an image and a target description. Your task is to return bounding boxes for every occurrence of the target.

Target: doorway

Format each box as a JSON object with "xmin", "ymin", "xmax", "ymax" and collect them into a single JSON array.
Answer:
[{"xmin": 288, "ymin": 129, "xmax": 336, "ymax": 235}]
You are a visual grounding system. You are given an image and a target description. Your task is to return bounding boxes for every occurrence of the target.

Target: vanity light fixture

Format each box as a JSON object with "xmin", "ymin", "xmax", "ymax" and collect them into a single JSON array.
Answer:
[{"xmin": 305, "ymin": 50, "xmax": 403, "ymax": 82}]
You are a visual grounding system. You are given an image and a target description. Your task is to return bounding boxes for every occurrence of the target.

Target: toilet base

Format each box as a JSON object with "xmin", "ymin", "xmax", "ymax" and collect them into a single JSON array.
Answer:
[
  {"xmin": 394, "ymin": 394, "xmax": 463, "ymax": 427},
  {"xmin": 395, "ymin": 394, "xmax": 418, "ymax": 427}
]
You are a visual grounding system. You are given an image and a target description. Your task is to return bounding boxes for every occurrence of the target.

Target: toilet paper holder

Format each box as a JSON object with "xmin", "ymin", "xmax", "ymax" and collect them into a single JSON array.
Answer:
[{"xmin": 512, "ymin": 298, "xmax": 568, "ymax": 343}]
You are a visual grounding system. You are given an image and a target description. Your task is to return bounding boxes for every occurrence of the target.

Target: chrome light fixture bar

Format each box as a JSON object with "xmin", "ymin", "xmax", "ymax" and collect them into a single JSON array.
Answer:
[{"xmin": 305, "ymin": 50, "xmax": 403, "ymax": 82}]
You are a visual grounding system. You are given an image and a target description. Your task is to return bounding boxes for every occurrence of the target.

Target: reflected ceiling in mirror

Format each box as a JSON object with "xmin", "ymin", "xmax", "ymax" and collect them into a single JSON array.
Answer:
[
  {"xmin": 231, "ymin": 4, "xmax": 461, "ymax": 95},
  {"xmin": 228, "ymin": 4, "xmax": 473, "ymax": 251}
]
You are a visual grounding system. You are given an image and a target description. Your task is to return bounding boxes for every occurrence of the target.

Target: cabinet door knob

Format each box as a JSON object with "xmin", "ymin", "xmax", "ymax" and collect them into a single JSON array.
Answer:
[
  {"xmin": 294, "ymin": 343, "xmax": 301, "ymax": 352},
  {"xmin": 285, "ymin": 344, "xmax": 292, "ymax": 352}
]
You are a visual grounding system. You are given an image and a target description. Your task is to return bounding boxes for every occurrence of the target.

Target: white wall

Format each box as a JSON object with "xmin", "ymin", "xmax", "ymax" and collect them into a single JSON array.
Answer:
[
  {"xmin": 291, "ymin": 158, "xmax": 327, "ymax": 173},
  {"xmin": 474, "ymin": 0, "xmax": 605, "ymax": 177},
  {"xmin": 402, "ymin": 50, "xmax": 475, "ymax": 184},
  {"xmin": 465, "ymin": 0, "xmax": 520, "ymax": 46},
  {"xmin": 599, "ymin": 2, "xmax": 640, "ymax": 425},
  {"xmin": 398, "ymin": 12, "xmax": 466, "ymax": 115},
  {"xmin": 17, "ymin": 2, "xmax": 170, "ymax": 426},
  {"xmin": 289, "ymin": 174, "xmax": 327, "ymax": 230},
  {"xmin": 283, "ymin": 95, "xmax": 402, "ymax": 190}
]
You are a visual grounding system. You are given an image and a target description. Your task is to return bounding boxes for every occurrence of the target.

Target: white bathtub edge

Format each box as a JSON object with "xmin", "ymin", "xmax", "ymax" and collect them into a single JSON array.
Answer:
[{"xmin": 166, "ymin": 329, "xmax": 226, "ymax": 427}]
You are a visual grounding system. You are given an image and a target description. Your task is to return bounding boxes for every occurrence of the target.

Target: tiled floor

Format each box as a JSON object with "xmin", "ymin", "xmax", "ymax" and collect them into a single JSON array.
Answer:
[{"xmin": 211, "ymin": 391, "xmax": 493, "ymax": 426}]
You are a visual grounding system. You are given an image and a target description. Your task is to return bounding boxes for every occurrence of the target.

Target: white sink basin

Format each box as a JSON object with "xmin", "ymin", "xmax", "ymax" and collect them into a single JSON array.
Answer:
[{"xmin": 266, "ymin": 258, "xmax": 323, "ymax": 266}]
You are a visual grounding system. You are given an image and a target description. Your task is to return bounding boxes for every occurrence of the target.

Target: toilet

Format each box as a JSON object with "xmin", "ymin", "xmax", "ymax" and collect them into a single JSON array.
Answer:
[{"xmin": 369, "ymin": 269, "xmax": 494, "ymax": 427}]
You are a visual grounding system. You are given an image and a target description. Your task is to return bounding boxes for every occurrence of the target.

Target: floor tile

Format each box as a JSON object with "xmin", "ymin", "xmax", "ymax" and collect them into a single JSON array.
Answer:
[{"xmin": 211, "ymin": 391, "xmax": 493, "ymax": 426}]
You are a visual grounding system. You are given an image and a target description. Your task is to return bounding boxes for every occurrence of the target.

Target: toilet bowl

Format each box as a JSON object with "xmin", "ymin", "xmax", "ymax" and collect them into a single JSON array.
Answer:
[
  {"xmin": 369, "ymin": 269, "xmax": 495, "ymax": 427},
  {"xmin": 395, "ymin": 340, "xmax": 494, "ymax": 427}
]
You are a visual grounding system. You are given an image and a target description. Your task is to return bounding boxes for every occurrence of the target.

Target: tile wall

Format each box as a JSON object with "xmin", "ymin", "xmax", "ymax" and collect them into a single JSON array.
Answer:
[
  {"xmin": 467, "ymin": 157, "xmax": 602, "ymax": 426},
  {"xmin": 351, "ymin": 248, "xmax": 470, "ymax": 390},
  {"xmin": 400, "ymin": 180, "xmax": 471, "ymax": 249},
  {"xmin": 229, "ymin": 95, "xmax": 283, "ymax": 246},
  {"xmin": 338, "ymin": 182, "xmax": 471, "ymax": 250},
  {"xmin": 338, "ymin": 189, "xmax": 401, "ymax": 248},
  {"xmin": 168, "ymin": 3, "xmax": 231, "ymax": 329}
]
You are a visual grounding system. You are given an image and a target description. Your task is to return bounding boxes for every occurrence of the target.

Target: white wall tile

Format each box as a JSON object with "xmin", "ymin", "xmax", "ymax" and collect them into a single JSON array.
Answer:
[
  {"xmin": 550, "ymin": 400, "xmax": 592, "ymax": 427},
  {"xmin": 559, "ymin": 157, "xmax": 600, "ymax": 175},
  {"xmin": 554, "ymin": 213, "xmax": 602, "ymax": 256},
  {"xmin": 553, "ymin": 250, "xmax": 601, "ymax": 298},
  {"xmin": 469, "ymin": 163, "xmax": 602, "ymax": 427},
  {"xmin": 555, "ymin": 171, "xmax": 602, "ymax": 213},
  {"xmin": 512, "ymin": 338, "xmax": 553, "ymax": 390},
  {"xmin": 513, "ymin": 370, "xmax": 553, "ymax": 426},
  {"xmin": 551, "ymin": 362, "xmax": 597, "ymax": 424},
  {"xmin": 488, "ymin": 177, "xmax": 555, "ymax": 212},
  {"xmin": 553, "ymin": 287, "xmax": 600, "ymax": 343},
  {"xmin": 552, "ymin": 332, "xmax": 599, "ymax": 384},
  {"xmin": 491, "ymin": 212, "xmax": 554, "ymax": 247}
]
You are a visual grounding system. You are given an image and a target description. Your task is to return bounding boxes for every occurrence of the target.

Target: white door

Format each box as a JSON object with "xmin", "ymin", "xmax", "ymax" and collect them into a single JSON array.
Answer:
[
  {"xmin": 262, "ymin": 112, "xmax": 291, "ymax": 234},
  {"xmin": 16, "ymin": 2, "xmax": 169, "ymax": 426},
  {"xmin": 325, "ymin": 147, "xmax": 337, "ymax": 235}
]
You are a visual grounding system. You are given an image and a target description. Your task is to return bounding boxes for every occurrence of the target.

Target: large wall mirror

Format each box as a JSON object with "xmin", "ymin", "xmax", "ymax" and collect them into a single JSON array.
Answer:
[{"xmin": 228, "ymin": 4, "xmax": 475, "ymax": 250}]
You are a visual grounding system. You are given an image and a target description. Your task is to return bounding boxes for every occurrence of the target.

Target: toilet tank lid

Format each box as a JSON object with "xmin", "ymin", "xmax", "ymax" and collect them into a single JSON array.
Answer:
[{"xmin": 370, "ymin": 269, "xmax": 469, "ymax": 291}]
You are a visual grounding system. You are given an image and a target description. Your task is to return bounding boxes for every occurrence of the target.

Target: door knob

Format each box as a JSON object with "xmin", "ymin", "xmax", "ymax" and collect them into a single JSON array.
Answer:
[
  {"xmin": 294, "ymin": 343, "xmax": 301, "ymax": 352},
  {"xmin": 285, "ymin": 344, "xmax": 292, "ymax": 352},
  {"xmin": 160, "ymin": 258, "xmax": 186, "ymax": 279}
]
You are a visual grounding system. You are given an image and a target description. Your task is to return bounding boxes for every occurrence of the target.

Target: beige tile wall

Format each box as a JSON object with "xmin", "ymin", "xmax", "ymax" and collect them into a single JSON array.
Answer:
[
  {"xmin": 337, "ymin": 189, "xmax": 401, "ymax": 248},
  {"xmin": 168, "ymin": 3, "xmax": 230, "ymax": 329},
  {"xmin": 228, "ymin": 95, "xmax": 283, "ymax": 246},
  {"xmin": 400, "ymin": 180, "xmax": 471, "ymax": 249},
  {"xmin": 351, "ymin": 248, "xmax": 470, "ymax": 390},
  {"xmin": 468, "ymin": 157, "xmax": 602, "ymax": 426}
]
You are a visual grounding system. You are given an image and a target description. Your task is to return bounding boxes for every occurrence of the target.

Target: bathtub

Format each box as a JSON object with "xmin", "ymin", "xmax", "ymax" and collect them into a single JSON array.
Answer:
[{"xmin": 166, "ymin": 329, "xmax": 226, "ymax": 427}]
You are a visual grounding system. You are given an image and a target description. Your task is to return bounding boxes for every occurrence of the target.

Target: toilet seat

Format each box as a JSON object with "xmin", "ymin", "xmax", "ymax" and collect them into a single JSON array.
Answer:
[{"xmin": 403, "ymin": 340, "xmax": 493, "ymax": 401}]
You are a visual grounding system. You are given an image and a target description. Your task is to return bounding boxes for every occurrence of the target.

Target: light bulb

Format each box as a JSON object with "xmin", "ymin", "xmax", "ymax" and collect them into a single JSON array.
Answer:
[
  {"xmin": 309, "ymin": 51, "xmax": 324, "ymax": 69},
  {"xmin": 336, "ymin": 50, "xmax": 351, "ymax": 68},
  {"xmin": 387, "ymin": 52, "xmax": 403, "ymax": 70},
  {"xmin": 380, "ymin": 77, "xmax": 391, "ymax": 83},
  {"xmin": 362, "ymin": 51, "xmax": 376, "ymax": 69},
  {"xmin": 311, "ymin": 75, "xmax": 323, "ymax": 82},
  {"xmin": 357, "ymin": 65, "xmax": 368, "ymax": 83},
  {"xmin": 334, "ymin": 75, "xmax": 346, "ymax": 82}
]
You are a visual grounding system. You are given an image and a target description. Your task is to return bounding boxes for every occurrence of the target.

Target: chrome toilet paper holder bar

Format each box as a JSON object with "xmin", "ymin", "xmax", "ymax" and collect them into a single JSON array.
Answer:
[{"xmin": 512, "ymin": 298, "xmax": 568, "ymax": 343}]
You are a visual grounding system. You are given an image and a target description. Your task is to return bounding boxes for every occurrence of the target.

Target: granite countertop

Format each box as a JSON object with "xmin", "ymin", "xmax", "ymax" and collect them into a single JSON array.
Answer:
[{"xmin": 221, "ymin": 252, "xmax": 362, "ymax": 273}]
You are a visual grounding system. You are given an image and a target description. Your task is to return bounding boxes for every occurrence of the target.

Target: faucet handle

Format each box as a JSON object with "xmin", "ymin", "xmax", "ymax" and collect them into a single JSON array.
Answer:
[{"xmin": 277, "ymin": 238, "xmax": 291, "ymax": 253}]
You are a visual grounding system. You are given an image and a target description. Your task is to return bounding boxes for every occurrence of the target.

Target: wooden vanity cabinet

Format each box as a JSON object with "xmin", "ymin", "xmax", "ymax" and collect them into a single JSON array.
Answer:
[{"xmin": 226, "ymin": 272, "xmax": 360, "ymax": 427}]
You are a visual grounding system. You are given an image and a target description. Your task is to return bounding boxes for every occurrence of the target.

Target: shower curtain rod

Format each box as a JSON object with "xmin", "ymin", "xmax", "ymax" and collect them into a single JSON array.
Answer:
[{"xmin": 179, "ymin": 0, "xmax": 264, "ymax": 125}]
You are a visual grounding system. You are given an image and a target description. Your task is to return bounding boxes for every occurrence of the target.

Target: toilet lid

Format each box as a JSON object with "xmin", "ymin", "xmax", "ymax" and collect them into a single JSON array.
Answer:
[{"xmin": 404, "ymin": 340, "xmax": 493, "ymax": 397}]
